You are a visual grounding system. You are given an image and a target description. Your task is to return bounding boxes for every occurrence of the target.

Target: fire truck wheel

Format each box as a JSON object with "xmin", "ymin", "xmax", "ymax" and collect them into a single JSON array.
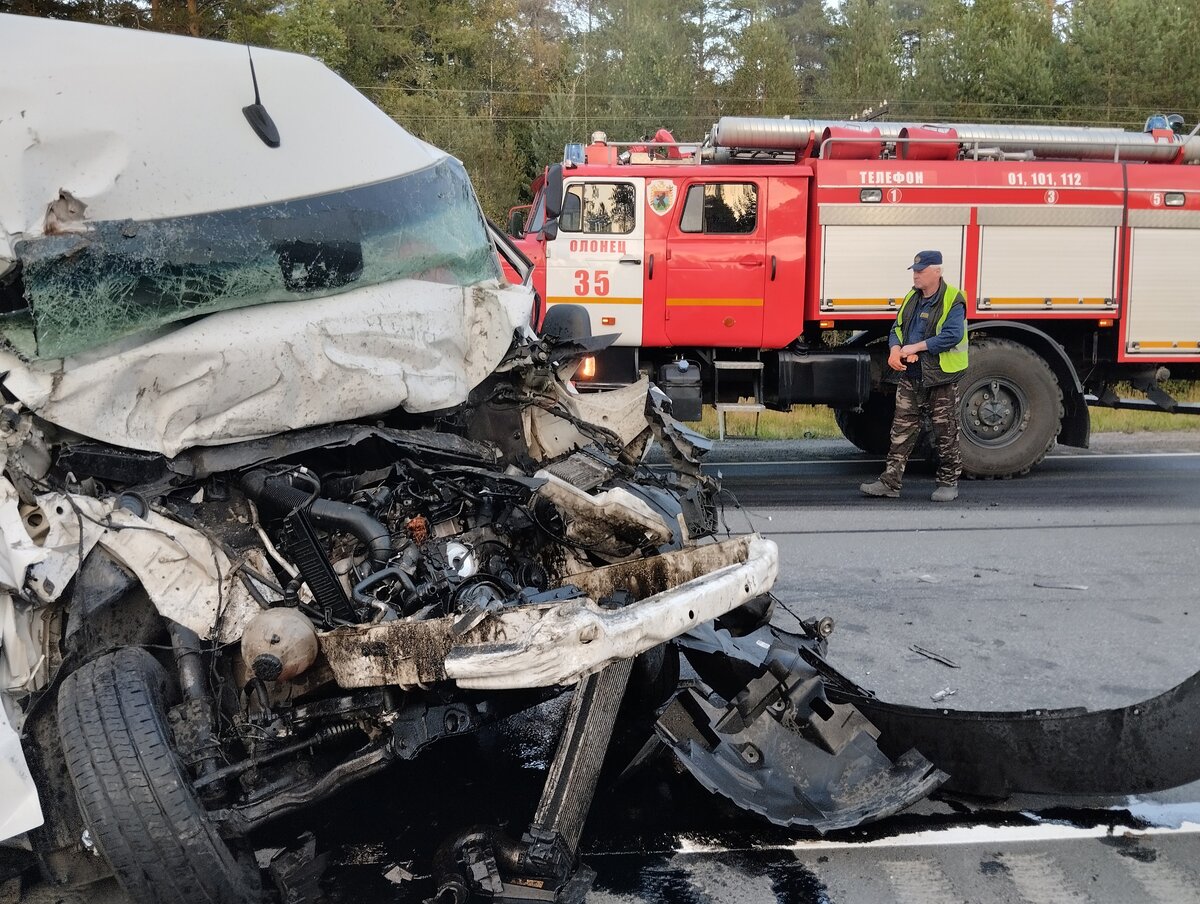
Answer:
[
  {"xmin": 958, "ymin": 338, "xmax": 1063, "ymax": 478},
  {"xmin": 834, "ymin": 391, "xmax": 895, "ymax": 455}
]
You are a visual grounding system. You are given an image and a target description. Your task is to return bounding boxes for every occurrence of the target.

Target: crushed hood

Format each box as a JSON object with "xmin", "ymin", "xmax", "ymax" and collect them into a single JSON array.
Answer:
[{"xmin": 0, "ymin": 15, "xmax": 534, "ymax": 454}]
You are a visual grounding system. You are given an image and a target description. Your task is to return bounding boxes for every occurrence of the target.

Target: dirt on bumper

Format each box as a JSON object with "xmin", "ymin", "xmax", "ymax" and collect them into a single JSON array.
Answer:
[{"xmin": 319, "ymin": 535, "xmax": 777, "ymax": 690}]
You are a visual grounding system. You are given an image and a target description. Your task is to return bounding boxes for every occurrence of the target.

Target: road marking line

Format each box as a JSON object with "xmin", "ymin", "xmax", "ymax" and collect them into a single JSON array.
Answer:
[
  {"xmin": 672, "ymin": 821, "xmax": 1200, "ymax": 855},
  {"xmin": 881, "ymin": 858, "xmax": 960, "ymax": 904},
  {"xmin": 1122, "ymin": 851, "xmax": 1200, "ymax": 904},
  {"xmin": 701, "ymin": 451, "xmax": 1200, "ymax": 468},
  {"xmin": 1002, "ymin": 852, "xmax": 1094, "ymax": 903},
  {"xmin": 681, "ymin": 858, "xmax": 780, "ymax": 903}
]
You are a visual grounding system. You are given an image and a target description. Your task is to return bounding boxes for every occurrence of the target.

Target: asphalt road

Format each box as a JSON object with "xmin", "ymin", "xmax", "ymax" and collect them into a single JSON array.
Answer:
[
  {"xmin": 708, "ymin": 433, "xmax": 1200, "ymax": 711},
  {"xmin": 578, "ymin": 431, "xmax": 1200, "ymax": 904},
  {"xmin": 12, "ymin": 433, "xmax": 1200, "ymax": 904}
]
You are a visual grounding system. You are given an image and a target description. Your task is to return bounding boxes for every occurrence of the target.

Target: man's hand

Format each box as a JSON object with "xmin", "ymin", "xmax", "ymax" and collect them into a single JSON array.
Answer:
[
  {"xmin": 899, "ymin": 343, "xmax": 923, "ymax": 364},
  {"xmin": 888, "ymin": 346, "xmax": 906, "ymax": 372}
]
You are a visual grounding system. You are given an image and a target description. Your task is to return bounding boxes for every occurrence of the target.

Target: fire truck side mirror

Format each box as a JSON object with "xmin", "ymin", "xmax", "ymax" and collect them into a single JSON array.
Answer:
[
  {"xmin": 506, "ymin": 205, "xmax": 530, "ymax": 237},
  {"xmin": 544, "ymin": 164, "xmax": 564, "ymax": 220}
]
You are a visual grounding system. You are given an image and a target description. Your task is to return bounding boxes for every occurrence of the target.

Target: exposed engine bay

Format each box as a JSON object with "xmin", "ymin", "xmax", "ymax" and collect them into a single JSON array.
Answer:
[{"xmin": 0, "ymin": 326, "xmax": 811, "ymax": 902}]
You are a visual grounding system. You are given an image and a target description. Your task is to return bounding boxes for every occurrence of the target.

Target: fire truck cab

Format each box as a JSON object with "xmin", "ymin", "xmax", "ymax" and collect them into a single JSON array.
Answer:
[{"xmin": 510, "ymin": 118, "xmax": 1200, "ymax": 478}]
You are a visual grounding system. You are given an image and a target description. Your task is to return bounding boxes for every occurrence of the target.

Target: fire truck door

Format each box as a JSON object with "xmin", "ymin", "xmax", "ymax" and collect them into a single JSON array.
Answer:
[
  {"xmin": 665, "ymin": 180, "xmax": 766, "ymax": 347},
  {"xmin": 544, "ymin": 178, "xmax": 645, "ymax": 345}
]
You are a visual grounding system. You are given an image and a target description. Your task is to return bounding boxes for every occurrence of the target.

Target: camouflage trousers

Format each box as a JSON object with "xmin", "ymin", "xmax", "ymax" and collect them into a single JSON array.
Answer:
[{"xmin": 880, "ymin": 377, "xmax": 963, "ymax": 490}]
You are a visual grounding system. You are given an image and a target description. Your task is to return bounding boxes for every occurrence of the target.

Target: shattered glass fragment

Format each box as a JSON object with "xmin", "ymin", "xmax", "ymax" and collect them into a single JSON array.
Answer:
[{"xmin": 6, "ymin": 159, "xmax": 499, "ymax": 359}]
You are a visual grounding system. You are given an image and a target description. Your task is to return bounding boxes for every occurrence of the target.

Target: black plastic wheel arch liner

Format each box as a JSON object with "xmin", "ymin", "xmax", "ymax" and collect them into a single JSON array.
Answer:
[
  {"xmin": 828, "ymin": 670, "xmax": 1200, "ymax": 799},
  {"xmin": 657, "ymin": 624, "xmax": 946, "ymax": 833}
]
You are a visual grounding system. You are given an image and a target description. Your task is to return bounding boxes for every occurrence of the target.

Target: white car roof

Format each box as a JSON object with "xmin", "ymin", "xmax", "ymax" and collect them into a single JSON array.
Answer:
[{"xmin": 0, "ymin": 13, "xmax": 445, "ymax": 245}]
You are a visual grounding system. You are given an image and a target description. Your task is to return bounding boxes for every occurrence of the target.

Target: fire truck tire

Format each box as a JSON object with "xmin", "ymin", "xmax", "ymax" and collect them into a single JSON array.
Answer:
[
  {"xmin": 834, "ymin": 392, "xmax": 895, "ymax": 455},
  {"xmin": 958, "ymin": 338, "xmax": 1062, "ymax": 479},
  {"xmin": 57, "ymin": 647, "xmax": 260, "ymax": 904}
]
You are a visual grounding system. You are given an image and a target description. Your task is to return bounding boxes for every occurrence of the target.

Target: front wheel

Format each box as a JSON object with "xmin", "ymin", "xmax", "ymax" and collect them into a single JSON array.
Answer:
[
  {"xmin": 834, "ymin": 391, "xmax": 895, "ymax": 455},
  {"xmin": 57, "ymin": 647, "xmax": 260, "ymax": 904},
  {"xmin": 958, "ymin": 338, "xmax": 1063, "ymax": 478}
]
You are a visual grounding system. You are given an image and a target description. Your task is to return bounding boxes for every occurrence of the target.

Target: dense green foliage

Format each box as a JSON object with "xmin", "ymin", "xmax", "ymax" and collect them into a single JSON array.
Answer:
[{"xmin": 6, "ymin": 0, "xmax": 1200, "ymax": 219}]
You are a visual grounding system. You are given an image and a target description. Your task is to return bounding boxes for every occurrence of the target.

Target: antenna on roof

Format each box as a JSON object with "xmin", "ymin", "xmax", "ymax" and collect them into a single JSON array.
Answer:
[{"xmin": 242, "ymin": 46, "xmax": 281, "ymax": 148}]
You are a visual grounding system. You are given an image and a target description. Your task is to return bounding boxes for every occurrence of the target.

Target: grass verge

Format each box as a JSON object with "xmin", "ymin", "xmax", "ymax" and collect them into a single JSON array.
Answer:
[{"xmin": 697, "ymin": 382, "xmax": 1200, "ymax": 440}]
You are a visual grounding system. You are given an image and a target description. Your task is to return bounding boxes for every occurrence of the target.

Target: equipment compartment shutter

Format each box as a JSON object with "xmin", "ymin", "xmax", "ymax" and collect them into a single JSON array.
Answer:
[
  {"xmin": 1126, "ymin": 228, "xmax": 1200, "ymax": 356},
  {"xmin": 820, "ymin": 225, "xmax": 964, "ymax": 313},
  {"xmin": 977, "ymin": 225, "xmax": 1116, "ymax": 311}
]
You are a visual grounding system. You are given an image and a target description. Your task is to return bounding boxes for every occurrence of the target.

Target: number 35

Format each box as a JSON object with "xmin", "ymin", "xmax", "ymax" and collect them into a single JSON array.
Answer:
[{"xmin": 574, "ymin": 269, "xmax": 610, "ymax": 296}]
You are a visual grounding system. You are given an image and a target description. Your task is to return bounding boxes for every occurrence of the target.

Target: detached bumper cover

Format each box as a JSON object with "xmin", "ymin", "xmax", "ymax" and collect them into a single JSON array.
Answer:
[
  {"xmin": 830, "ymin": 669, "xmax": 1200, "ymax": 797},
  {"xmin": 660, "ymin": 624, "xmax": 946, "ymax": 833}
]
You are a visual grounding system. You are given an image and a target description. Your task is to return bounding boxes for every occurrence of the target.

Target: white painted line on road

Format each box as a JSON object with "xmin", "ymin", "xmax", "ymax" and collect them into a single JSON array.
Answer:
[
  {"xmin": 673, "ymin": 819, "xmax": 1200, "ymax": 855},
  {"xmin": 1052, "ymin": 451, "xmax": 1200, "ymax": 460},
  {"xmin": 880, "ymin": 859, "xmax": 961, "ymax": 904},
  {"xmin": 1122, "ymin": 851, "xmax": 1200, "ymax": 904},
  {"xmin": 1001, "ymin": 852, "xmax": 1094, "ymax": 904},
  {"xmin": 704, "ymin": 451, "xmax": 1200, "ymax": 468}
]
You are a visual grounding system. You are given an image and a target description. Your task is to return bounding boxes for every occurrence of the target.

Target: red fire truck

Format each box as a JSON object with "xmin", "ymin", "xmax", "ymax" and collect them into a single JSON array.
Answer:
[{"xmin": 506, "ymin": 116, "xmax": 1200, "ymax": 478}]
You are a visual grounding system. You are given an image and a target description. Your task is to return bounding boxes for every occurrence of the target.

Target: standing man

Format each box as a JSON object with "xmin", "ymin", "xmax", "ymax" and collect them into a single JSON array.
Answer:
[{"xmin": 860, "ymin": 250, "xmax": 968, "ymax": 501}]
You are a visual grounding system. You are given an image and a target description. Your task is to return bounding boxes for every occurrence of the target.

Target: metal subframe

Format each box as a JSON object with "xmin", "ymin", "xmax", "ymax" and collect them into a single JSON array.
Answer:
[{"xmin": 490, "ymin": 660, "xmax": 634, "ymax": 903}]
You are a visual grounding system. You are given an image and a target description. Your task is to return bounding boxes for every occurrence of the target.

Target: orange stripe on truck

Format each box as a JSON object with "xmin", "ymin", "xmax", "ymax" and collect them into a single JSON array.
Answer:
[
  {"xmin": 982, "ymin": 297, "xmax": 1111, "ymax": 306},
  {"xmin": 546, "ymin": 297, "xmax": 642, "ymax": 305},
  {"xmin": 666, "ymin": 297, "xmax": 763, "ymax": 307}
]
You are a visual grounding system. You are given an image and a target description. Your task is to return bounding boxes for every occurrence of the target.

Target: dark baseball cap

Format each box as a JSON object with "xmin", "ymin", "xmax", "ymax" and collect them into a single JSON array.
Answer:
[{"xmin": 908, "ymin": 250, "xmax": 942, "ymax": 271}]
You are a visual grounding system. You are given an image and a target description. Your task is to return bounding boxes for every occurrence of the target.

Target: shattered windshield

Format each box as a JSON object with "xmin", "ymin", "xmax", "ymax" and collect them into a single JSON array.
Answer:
[{"xmin": 3, "ymin": 157, "xmax": 499, "ymax": 360}]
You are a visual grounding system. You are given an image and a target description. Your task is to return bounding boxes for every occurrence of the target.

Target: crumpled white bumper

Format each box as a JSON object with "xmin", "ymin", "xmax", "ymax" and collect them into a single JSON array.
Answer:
[{"xmin": 444, "ymin": 534, "xmax": 779, "ymax": 689}]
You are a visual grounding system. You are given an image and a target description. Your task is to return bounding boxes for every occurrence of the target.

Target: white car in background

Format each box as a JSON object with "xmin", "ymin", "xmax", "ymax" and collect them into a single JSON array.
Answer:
[{"xmin": 0, "ymin": 15, "xmax": 796, "ymax": 904}]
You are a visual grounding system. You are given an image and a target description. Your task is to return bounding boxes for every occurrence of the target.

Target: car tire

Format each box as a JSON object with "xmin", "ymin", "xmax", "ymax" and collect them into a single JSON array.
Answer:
[
  {"xmin": 57, "ymin": 647, "xmax": 260, "ymax": 904},
  {"xmin": 958, "ymin": 338, "xmax": 1063, "ymax": 478},
  {"xmin": 834, "ymin": 391, "xmax": 895, "ymax": 455}
]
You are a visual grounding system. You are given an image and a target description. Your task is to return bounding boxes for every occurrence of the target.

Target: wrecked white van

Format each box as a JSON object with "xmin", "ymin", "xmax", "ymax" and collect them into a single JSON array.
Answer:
[{"xmin": 0, "ymin": 16, "xmax": 820, "ymax": 903}]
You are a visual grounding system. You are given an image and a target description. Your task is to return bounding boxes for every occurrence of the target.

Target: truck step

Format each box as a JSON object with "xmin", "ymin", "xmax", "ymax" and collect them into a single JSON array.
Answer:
[
  {"xmin": 712, "ymin": 360, "xmax": 765, "ymax": 371},
  {"xmin": 714, "ymin": 402, "xmax": 766, "ymax": 440}
]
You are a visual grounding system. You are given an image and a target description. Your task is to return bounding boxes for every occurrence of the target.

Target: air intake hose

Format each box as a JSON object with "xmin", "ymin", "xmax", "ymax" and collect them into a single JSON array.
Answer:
[{"xmin": 241, "ymin": 470, "xmax": 394, "ymax": 569}]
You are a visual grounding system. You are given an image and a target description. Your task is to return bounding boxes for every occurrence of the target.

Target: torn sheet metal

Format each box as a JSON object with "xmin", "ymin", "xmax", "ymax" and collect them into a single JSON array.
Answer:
[
  {"xmin": 526, "ymin": 378, "xmax": 652, "ymax": 461},
  {"xmin": 319, "ymin": 536, "xmax": 778, "ymax": 691},
  {"xmin": 12, "ymin": 490, "xmax": 265, "ymax": 644},
  {"xmin": 0, "ymin": 592, "xmax": 45, "ymax": 713},
  {"xmin": 831, "ymin": 670, "xmax": 1200, "ymax": 797},
  {"xmin": 533, "ymin": 472, "xmax": 673, "ymax": 557},
  {"xmin": 0, "ymin": 694, "xmax": 42, "ymax": 840},
  {"xmin": 0, "ymin": 280, "xmax": 532, "ymax": 456},
  {"xmin": 0, "ymin": 475, "xmax": 49, "ymax": 592}
]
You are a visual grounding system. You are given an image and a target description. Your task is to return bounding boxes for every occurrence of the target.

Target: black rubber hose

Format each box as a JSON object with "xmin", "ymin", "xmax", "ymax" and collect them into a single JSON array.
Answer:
[{"xmin": 241, "ymin": 470, "xmax": 394, "ymax": 568}]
